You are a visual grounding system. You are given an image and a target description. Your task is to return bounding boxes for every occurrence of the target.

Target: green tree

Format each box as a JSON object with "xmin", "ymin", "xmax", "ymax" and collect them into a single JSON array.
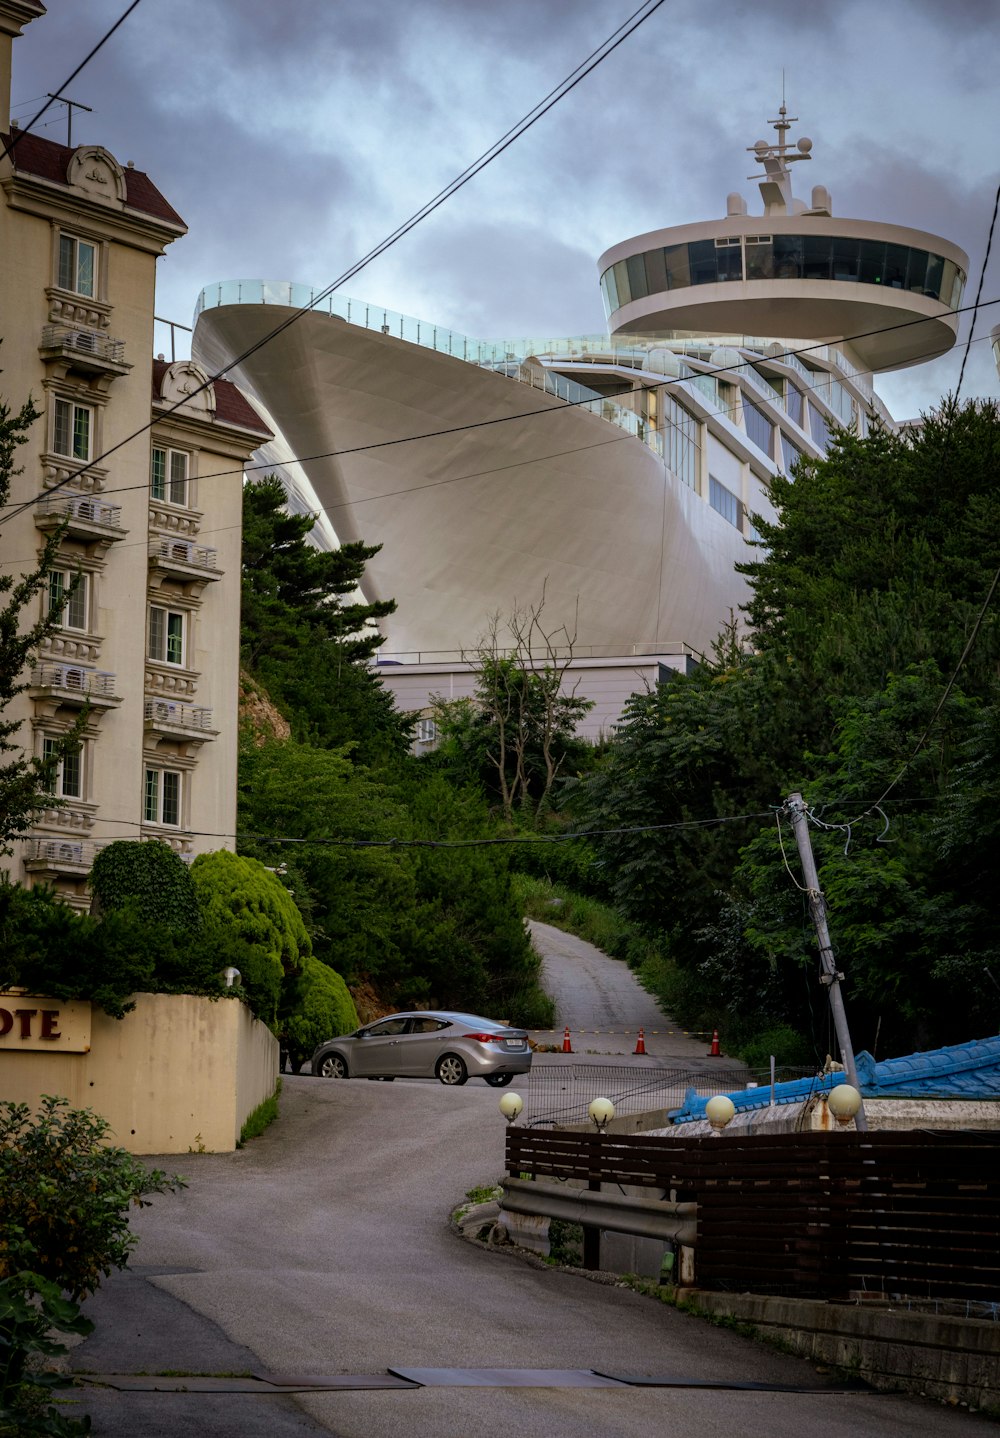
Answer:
[
  {"xmin": 279, "ymin": 953, "xmax": 359, "ymax": 1071},
  {"xmin": 0, "ymin": 391, "xmax": 82, "ymax": 852},
  {"xmin": 240, "ymin": 477, "xmax": 410, "ymax": 762},
  {"xmin": 89, "ymin": 839, "xmax": 201, "ymax": 932},
  {"xmin": 573, "ymin": 399, "xmax": 1000, "ymax": 1056}
]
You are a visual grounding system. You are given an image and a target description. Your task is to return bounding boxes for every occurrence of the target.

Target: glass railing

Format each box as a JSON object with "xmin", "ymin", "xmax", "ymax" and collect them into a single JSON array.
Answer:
[{"xmin": 195, "ymin": 284, "xmax": 701, "ymax": 480}]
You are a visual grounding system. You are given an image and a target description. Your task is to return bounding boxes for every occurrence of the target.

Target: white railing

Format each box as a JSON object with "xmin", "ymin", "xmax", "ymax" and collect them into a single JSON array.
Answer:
[
  {"xmin": 35, "ymin": 492, "xmax": 122, "ymax": 528},
  {"xmin": 40, "ymin": 324, "xmax": 125, "ymax": 364},
  {"xmin": 144, "ymin": 700, "xmax": 213, "ymax": 729},
  {"xmin": 150, "ymin": 537, "xmax": 218, "ymax": 570},
  {"xmin": 24, "ymin": 837, "xmax": 105, "ymax": 868},
  {"xmin": 30, "ymin": 664, "xmax": 117, "ymax": 697}
]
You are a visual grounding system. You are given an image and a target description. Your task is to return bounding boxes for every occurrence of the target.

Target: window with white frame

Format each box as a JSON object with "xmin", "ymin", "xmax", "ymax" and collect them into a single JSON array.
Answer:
[
  {"xmin": 148, "ymin": 605, "xmax": 185, "ymax": 666},
  {"xmin": 144, "ymin": 768, "xmax": 181, "ymax": 827},
  {"xmin": 415, "ymin": 718, "xmax": 437, "ymax": 744},
  {"xmin": 150, "ymin": 446, "xmax": 189, "ymax": 506},
  {"xmin": 47, "ymin": 569, "xmax": 88, "ymax": 630},
  {"xmin": 42, "ymin": 736, "xmax": 83, "ymax": 799},
  {"xmin": 52, "ymin": 398, "xmax": 93, "ymax": 462},
  {"xmin": 58, "ymin": 234, "xmax": 97, "ymax": 298}
]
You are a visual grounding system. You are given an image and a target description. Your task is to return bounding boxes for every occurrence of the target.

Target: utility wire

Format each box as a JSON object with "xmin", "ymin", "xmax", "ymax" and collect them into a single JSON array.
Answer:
[
  {"xmin": 3, "ymin": 296, "xmax": 996, "ymax": 527},
  {"xmin": 0, "ymin": 0, "xmax": 143, "ymax": 165},
  {"xmin": 0, "ymin": 0, "xmax": 667, "ymax": 530}
]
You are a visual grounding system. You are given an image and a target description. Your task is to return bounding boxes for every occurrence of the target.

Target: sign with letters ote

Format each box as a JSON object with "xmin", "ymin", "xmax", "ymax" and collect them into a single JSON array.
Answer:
[{"xmin": 0, "ymin": 994, "xmax": 91, "ymax": 1052}]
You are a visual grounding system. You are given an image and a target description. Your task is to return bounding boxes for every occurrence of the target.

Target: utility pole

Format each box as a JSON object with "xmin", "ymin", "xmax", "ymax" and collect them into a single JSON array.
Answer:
[{"xmin": 784, "ymin": 792, "xmax": 868, "ymax": 1130}]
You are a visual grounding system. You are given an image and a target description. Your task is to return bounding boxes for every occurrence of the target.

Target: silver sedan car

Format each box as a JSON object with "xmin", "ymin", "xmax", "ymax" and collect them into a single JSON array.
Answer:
[{"xmin": 311, "ymin": 1010, "xmax": 532, "ymax": 1086}]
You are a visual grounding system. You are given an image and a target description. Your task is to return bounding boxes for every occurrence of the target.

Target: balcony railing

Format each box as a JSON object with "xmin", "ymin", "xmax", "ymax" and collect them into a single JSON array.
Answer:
[
  {"xmin": 39, "ymin": 323, "xmax": 126, "ymax": 366},
  {"xmin": 30, "ymin": 664, "xmax": 118, "ymax": 698},
  {"xmin": 23, "ymin": 837, "xmax": 105, "ymax": 870},
  {"xmin": 143, "ymin": 699, "xmax": 214, "ymax": 731},
  {"xmin": 149, "ymin": 537, "xmax": 219, "ymax": 571},
  {"xmin": 35, "ymin": 492, "xmax": 123, "ymax": 531}
]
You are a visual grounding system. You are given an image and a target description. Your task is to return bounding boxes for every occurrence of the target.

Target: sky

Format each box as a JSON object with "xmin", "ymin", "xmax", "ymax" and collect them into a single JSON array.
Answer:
[{"xmin": 9, "ymin": 0, "xmax": 1000, "ymax": 420}]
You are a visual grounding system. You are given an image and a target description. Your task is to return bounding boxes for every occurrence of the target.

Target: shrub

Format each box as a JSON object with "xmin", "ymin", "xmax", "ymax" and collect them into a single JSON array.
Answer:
[
  {"xmin": 280, "ymin": 954, "xmax": 359, "ymax": 1070},
  {"xmin": 0, "ymin": 1098, "xmax": 182, "ymax": 1434},
  {"xmin": 89, "ymin": 841, "xmax": 200, "ymax": 934}
]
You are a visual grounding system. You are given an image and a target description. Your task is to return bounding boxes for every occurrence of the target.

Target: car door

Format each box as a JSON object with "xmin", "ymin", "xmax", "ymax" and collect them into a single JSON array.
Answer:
[
  {"xmin": 400, "ymin": 1017, "xmax": 452, "ymax": 1076},
  {"xmin": 352, "ymin": 1017, "xmax": 410, "ymax": 1076}
]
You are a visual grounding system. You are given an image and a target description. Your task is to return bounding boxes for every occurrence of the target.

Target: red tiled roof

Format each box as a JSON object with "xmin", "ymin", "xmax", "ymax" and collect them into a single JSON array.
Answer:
[
  {"xmin": 1, "ymin": 127, "xmax": 185, "ymax": 228},
  {"xmin": 151, "ymin": 359, "xmax": 272, "ymax": 438}
]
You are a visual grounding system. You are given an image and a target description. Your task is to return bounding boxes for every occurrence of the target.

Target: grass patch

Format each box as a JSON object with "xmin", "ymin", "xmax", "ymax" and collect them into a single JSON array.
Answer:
[{"xmin": 238, "ymin": 1079, "xmax": 281, "ymax": 1147}]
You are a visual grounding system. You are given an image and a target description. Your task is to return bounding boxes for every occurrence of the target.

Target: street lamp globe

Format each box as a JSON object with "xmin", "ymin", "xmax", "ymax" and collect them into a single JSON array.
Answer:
[
  {"xmin": 588, "ymin": 1097, "xmax": 616, "ymax": 1132},
  {"xmin": 827, "ymin": 1082, "xmax": 862, "ymax": 1126},
  {"xmin": 499, "ymin": 1092, "xmax": 524, "ymax": 1125},
  {"xmin": 705, "ymin": 1095, "xmax": 736, "ymax": 1133}
]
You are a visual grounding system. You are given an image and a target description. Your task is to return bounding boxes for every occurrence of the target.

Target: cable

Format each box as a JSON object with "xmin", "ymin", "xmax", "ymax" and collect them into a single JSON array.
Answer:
[
  {"xmin": 4, "ymin": 299, "xmax": 996, "ymax": 527},
  {"xmin": 0, "ymin": 1, "xmax": 144, "ymax": 166},
  {"xmin": 0, "ymin": 1, "xmax": 667, "ymax": 530},
  {"xmin": 956, "ymin": 180, "xmax": 1000, "ymax": 399}
]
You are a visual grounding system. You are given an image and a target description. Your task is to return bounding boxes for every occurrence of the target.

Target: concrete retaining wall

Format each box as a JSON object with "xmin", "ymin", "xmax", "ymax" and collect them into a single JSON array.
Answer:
[
  {"xmin": 683, "ymin": 1290, "xmax": 1000, "ymax": 1411},
  {"xmin": 0, "ymin": 993, "xmax": 278, "ymax": 1153}
]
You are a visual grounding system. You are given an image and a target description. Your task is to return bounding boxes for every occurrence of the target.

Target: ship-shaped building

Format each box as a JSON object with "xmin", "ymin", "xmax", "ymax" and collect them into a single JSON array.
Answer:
[{"xmin": 192, "ymin": 109, "xmax": 968, "ymax": 734}]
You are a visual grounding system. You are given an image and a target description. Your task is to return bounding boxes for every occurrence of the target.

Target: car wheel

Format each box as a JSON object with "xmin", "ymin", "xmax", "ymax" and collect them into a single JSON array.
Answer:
[
  {"xmin": 484, "ymin": 1073, "xmax": 514, "ymax": 1087},
  {"xmin": 436, "ymin": 1054, "xmax": 468, "ymax": 1086},
  {"xmin": 316, "ymin": 1053, "xmax": 348, "ymax": 1079}
]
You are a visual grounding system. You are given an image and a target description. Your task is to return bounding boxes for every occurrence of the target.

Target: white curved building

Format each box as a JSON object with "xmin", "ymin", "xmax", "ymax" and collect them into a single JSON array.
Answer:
[{"xmin": 192, "ymin": 109, "xmax": 967, "ymax": 665}]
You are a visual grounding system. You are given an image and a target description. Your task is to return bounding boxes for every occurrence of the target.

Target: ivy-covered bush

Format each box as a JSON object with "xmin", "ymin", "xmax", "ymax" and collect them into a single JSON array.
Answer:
[
  {"xmin": 89, "ymin": 840, "xmax": 200, "ymax": 934},
  {"xmin": 279, "ymin": 953, "xmax": 359, "ymax": 1070}
]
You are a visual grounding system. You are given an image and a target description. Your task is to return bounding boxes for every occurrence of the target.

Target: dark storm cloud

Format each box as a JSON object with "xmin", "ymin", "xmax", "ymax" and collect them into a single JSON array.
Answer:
[{"xmin": 9, "ymin": 0, "xmax": 999, "ymax": 409}]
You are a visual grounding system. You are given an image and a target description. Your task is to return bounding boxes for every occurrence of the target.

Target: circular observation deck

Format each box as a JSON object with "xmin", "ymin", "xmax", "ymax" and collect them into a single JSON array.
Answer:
[{"xmin": 599, "ymin": 217, "xmax": 968, "ymax": 374}]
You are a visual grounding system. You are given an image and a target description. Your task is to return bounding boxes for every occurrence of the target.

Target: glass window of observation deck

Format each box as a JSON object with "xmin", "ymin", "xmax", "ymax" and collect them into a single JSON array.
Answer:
[
  {"xmin": 626, "ymin": 254, "xmax": 648, "ymax": 302},
  {"xmin": 832, "ymin": 237, "xmax": 860, "ymax": 281}
]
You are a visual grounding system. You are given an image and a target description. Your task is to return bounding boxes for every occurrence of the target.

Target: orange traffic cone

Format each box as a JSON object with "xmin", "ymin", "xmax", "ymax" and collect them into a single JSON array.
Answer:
[
  {"xmin": 561, "ymin": 1026, "xmax": 573, "ymax": 1053},
  {"xmin": 634, "ymin": 1028, "xmax": 647, "ymax": 1055},
  {"xmin": 707, "ymin": 1029, "xmax": 722, "ymax": 1057}
]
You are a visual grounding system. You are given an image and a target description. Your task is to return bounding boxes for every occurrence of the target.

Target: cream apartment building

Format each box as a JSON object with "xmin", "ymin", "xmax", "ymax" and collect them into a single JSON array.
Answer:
[{"xmin": 0, "ymin": 1, "xmax": 269, "ymax": 904}]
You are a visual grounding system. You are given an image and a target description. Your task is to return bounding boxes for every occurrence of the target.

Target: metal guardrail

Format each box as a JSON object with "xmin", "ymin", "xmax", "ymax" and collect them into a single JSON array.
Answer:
[
  {"xmin": 501, "ymin": 1176, "xmax": 697, "ymax": 1246},
  {"xmin": 150, "ymin": 537, "xmax": 218, "ymax": 570},
  {"xmin": 29, "ymin": 664, "xmax": 117, "ymax": 697},
  {"xmin": 40, "ymin": 324, "xmax": 125, "ymax": 364},
  {"xmin": 35, "ymin": 493, "xmax": 122, "ymax": 528},
  {"xmin": 143, "ymin": 700, "xmax": 213, "ymax": 730}
]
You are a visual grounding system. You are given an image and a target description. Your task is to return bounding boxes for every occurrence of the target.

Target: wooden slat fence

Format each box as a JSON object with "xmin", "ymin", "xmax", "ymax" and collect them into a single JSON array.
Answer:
[{"xmin": 505, "ymin": 1128, "xmax": 1000, "ymax": 1301}]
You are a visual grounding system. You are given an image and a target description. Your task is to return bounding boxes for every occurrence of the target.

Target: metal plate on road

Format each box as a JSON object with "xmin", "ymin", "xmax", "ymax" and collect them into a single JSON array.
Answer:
[
  {"xmin": 389, "ymin": 1368, "xmax": 629, "ymax": 1388},
  {"xmin": 595, "ymin": 1371, "xmax": 873, "ymax": 1393}
]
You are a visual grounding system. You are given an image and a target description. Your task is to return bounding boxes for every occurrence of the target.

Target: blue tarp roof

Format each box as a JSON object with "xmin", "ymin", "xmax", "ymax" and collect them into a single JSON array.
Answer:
[{"xmin": 671, "ymin": 1033, "xmax": 1000, "ymax": 1123}]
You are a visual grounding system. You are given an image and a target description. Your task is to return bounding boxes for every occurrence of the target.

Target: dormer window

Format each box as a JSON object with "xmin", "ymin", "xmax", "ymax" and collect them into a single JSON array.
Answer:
[{"xmin": 58, "ymin": 234, "xmax": 97, "ymax": 298}]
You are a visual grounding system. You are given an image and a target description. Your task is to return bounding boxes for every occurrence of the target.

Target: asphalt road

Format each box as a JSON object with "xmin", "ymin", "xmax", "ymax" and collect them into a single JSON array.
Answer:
[
  {"xmin": 527, "ymin": 919, "xmax": 716, "ymax": 1060},
  {"xmin": 66, "ymin": 931, "xmax": 982, "ymax": 1434},
  {"xmin": 71, "ymin": 1077, "xmax": 986, "ymax": 1438}
]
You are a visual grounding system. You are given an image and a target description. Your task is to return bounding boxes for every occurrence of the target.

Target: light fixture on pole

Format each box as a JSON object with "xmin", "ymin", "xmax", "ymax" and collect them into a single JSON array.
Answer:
[
  {"xmin": 588, "ymin": 1097, "xmax": 615, "ymax": 1133},
  {"xmin": 705, "ymin": 1094, "xmax": 735, "ymax": 1134},
  {"xmin": 827, "ymin": 1082, "xmax": 862, "ymax": 1126},
  {"xmin": 498, "ymin": 1091, "xmax": 523, "ymax": 1125},
  {"xmin": 223, "ymin": 966, "xmax": 241, "ymax": 988}
]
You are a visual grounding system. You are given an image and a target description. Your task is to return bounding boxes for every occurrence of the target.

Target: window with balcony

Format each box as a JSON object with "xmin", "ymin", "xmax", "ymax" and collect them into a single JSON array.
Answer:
[
  {"xmin": 42, "ymin": 736, "xmax": 83, "ymax": 799},
  {"xmin": 144, "ymin": 768, "xmax": 181, "ymax": 827},
  {"xmin": 151, "ymin": 446, "xmax": 189, "ymax": 506},
  {"xmin": 58, "ymin": 234, "xmax": 97, "ymax": 298},
  {"xmin": 148, "ymin": 605, "xmax": 185, "ymax": 666},
  {"xmin": 53, "ymin": 398, "xmax": 93, "ymax": 462},
  {"xmin": 47, "ymin": 569, "xmax": 88, "ymax": 631}
]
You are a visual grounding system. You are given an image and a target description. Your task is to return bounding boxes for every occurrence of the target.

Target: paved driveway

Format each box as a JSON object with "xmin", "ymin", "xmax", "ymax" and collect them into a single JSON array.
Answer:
[{"xmin": 71, "ymin": 1077, "xmax": 986, "ymax": 1437}]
